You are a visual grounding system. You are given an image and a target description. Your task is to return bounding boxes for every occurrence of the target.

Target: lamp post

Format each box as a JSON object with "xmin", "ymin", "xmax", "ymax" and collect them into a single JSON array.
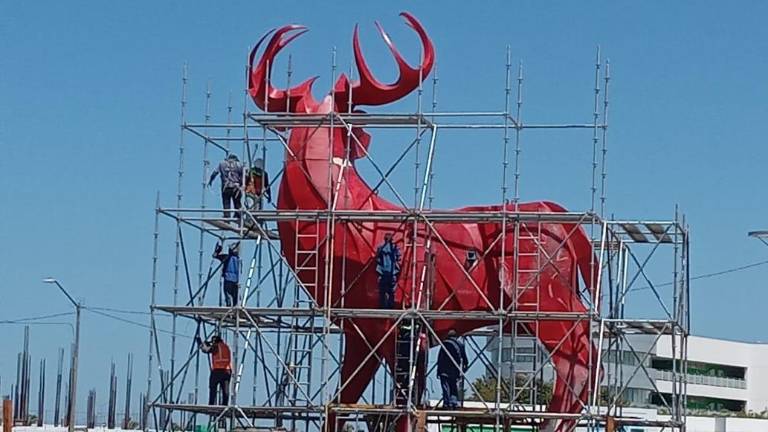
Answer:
[
  {"xmin": 748, "ymin": 230, "xmax": 768, "ymax": 247},
  {"xmin": 43, "ymin": 278, "xmax": 80, "ymax": 432}
]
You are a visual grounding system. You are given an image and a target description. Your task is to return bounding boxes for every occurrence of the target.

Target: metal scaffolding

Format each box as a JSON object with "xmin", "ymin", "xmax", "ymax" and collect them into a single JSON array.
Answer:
[{"xmin": 144, "ymin": 42, "xmax": 690, "ymax": 432}]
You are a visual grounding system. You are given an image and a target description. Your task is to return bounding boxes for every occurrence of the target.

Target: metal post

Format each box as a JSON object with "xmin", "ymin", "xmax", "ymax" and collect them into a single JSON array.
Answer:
[
  {"xmin": 429, "ymin": 64, "xmax": 438, "ymax": 210},
  {"xmin": 590, "ymin": 46, "xmax": 601, "ymax": 212},
  {"xmin": 497, "ymin": 46, "xmax": 512, "ymax": 425},
  {"xmin": 14, "ymin": 353, "xmax": 20, "ymax": 420},
  {"xmin": 71, "ymin": 304, "xmax": 80, "ymax": 432},
  {"xmin": 42, "ymin": 279, "xmax": 80, "ymax": 432},
  {"xmin": 146, "ymin": 192, "xmax": 161, "ymax": 431},
  {"xmin": 193, "ymin": 80, "xmax": 212, "ymax": 429},
  {"xmin": 55, "ymin": 348, "xmax": 63, "ymax": 426},
  {"xmin": 321, "ymin": 47, "xmax": 337, "ymax": 431},
  {"xmin": 171, "ymin": 63, "xmax": 189, "ymax": 416},
  {"xmin": 86, "ymin": 389, "xmax": 95, "ymax": 429},
  {"xmin": 63, "ymin": 355, "xmax": 70, "ymax": 427},
  {"xmin": 124, "ymin": 353, "xmax": 133, "ymax": 429},
  {"xmin": 108, "ymin": 361, "xmax": 117, "ymax": 429},
  {"xmin": 599, "ymin": 60, "xmax": 611, "ymax": 216},
  {"xmin": 20, "ymin": 327, "xmax": 29, "ymax": 424},
  {"xmin": 587, "ymin": 49, "xmax": 601, "ymax": 430},
  {"xmin": 139, "ymin": 393, "xmax": 146, "ymax": 430},
  {"xmin": 36, "ymin": 359, "xmax": 45, "ymax": 427}
]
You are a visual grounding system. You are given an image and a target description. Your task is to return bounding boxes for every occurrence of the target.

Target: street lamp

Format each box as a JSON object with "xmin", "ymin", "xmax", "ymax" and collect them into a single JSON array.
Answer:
[
  {"xmin": 43, "ymin": 278, "xmax": 80, "ymax": 432},
  {"xmin": 748, "ymin": 230, "xmax": 768, "ymax": 247}
]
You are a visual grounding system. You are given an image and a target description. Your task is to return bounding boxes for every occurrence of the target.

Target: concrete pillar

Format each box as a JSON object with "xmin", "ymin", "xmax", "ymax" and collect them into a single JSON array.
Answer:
[{"xmin": 715, "ymin": 416, "xmax": 726, "ymax": 432}]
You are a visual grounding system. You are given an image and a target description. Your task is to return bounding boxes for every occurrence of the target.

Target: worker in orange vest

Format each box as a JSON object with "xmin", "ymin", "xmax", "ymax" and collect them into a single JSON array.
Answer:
[
  {"xmin": 197, "ymin": 334, "xmax": 232, "ymax": 405},
  {"xmin": 244, "ymin": 158, "xmax": 271, "ymax": 210}
]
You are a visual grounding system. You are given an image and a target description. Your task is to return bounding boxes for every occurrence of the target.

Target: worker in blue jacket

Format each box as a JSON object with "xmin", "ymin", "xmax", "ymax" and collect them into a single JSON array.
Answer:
[
  {"xmin": 214, "ymin": 242, "xmax": 241, "ymax": 307},
  {"xmin": 375, "ymin": 233, "xmax": 401, "ymax": 309},
  {"xmin": 437, "ymin": 329, "xmax": 468, "ymax": 409}
]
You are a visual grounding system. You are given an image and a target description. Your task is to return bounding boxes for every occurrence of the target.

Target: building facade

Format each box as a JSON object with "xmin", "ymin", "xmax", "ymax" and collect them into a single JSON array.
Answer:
[{"xmin": 488, "ymin": 334, "xmax": 768, "ymax": 414}]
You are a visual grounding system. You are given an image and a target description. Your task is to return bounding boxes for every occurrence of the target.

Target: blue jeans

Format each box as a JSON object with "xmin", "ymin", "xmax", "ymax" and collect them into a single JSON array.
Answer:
[
  {"xmin": 440, "ymin": 375, "xmax": 459, "ymax": 408},
  {"xmin": 378, "ymin": 273, "xmax": 396, "ymax": 309}
]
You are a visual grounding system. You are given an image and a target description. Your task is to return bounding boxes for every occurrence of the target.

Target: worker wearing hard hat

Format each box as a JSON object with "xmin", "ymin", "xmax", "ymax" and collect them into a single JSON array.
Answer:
[{"xmin": 197, "ymin": 334, "xmax": 232, "ymax": 406}]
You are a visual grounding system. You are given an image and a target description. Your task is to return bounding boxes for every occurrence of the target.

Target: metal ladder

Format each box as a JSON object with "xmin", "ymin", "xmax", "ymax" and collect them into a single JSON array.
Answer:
[
  {"xmin": 284, "ymin": 329, "xmax": 313, "ymax": 406},
  {"xmin": 278, "ymin": 220, "xmax": 322, "ymax": 406},
  {"xmin": 514, "ymin": 221, "xmax": 543, "ymax": 309},
  {"xmin": 391, "ymin": 236, "xmax": 433, "ymax": 407},
  {"xmin": 511, "ymin": 222, "xmax": 543, "ymax": 404},
  {"xmin": 293, "ymin": 220, "xmax": 321, "ymax": 301},
  {"xmin": 393, "ymin": 322, "xmax": 421, "ymax": 407},
  {"xmin": 403, "ymin": 230, "xmax": 431, "ymax": 309}
]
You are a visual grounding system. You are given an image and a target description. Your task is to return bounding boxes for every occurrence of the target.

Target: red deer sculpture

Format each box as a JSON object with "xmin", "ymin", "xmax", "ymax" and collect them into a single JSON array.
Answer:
[{"xmin": 249, "ymin": 12, "xmax": 599, "ymax": 432}]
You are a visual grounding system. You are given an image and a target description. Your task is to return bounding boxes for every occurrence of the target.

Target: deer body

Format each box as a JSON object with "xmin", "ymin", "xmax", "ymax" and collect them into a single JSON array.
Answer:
[{"xmin": 250, "ymin": 14, "xmax": 598, "ymax": 432}]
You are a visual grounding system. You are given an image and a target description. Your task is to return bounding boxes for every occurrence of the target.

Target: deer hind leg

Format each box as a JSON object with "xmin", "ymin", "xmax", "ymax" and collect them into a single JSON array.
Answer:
[
  {"xmin": 535, "ymin": 279, "xmax": 594, "ymax": 432},
  {"xmin": 332, "ymin": 323, "xmax": 394, "ymax": 431}
]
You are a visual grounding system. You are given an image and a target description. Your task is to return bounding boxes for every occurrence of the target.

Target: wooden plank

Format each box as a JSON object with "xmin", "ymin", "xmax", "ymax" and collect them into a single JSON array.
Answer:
[
  {"xmin": 646, "ymin": 223, "xmax": 673, "ymax": 243},
  {"xmin": 620, "ymin": 223, "xmax": 648, "ymax": 243}
]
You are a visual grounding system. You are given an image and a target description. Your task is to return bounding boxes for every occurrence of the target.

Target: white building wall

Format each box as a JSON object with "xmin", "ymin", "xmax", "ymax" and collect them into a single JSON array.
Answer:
[
  {"xmin": 746, "ymin": 342, "xmax": 768, "ymax": 412},
  {"xmin": 675, "ymin": 415, "xmax": 718, "ymax": 432},
  {"xmin": 657, "ymin": 335, "xmax": 750, "ymax": 368},
  {"xmin": 656, "ymin": 380, "xmax": 748, "ymax": 403},
  {"xmin": 489, "ymin": 333, "xmax": 768, "ymax": 417},
  {"xmin": 656, "ymin": 335, "xmax": 768, "ymax": 412},
  {"xmin": 725, "ymin": 416, "xmax": 768, "ymax": 431}
]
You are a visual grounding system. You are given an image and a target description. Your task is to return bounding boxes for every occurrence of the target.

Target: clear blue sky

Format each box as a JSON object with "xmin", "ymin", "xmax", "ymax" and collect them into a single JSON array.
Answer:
[{"xmin": 1, "ymin": 0, "xmax": 767, "ymax": 420}]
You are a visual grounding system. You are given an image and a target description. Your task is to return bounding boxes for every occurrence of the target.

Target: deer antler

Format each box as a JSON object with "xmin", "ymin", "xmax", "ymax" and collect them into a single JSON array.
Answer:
[
  {"xmin": 249, "ymin": 25, "xmax": 318, "ymax": 112},
  {"xmin": 334, "ymin": 12, "xmax": 435, "ymax": 110}
]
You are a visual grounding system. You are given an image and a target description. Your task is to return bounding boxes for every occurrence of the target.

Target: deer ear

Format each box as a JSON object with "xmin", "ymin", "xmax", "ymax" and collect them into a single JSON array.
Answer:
[
  {"xmin": 349, "ymin": 109, "xmax": 371, "ymax": 160},
  {"xmin": 351, "ymin": 127, "xmax": 371, "ymax": 160}
]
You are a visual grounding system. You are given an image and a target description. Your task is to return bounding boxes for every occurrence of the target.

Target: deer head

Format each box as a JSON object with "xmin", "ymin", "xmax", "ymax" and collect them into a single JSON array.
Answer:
[{"xmin": 248, "ymin": 12, "xmax": 434, "ymax": 159}]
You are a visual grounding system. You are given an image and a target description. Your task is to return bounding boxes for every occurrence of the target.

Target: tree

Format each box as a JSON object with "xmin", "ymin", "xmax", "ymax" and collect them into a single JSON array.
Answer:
[
  {"xmin": 599, "ymin": 388, "xmax": 630, "ymax": 408},
  {"xmin": 468, "ymin": 374, "xmax": 552, "ymax": 405}
]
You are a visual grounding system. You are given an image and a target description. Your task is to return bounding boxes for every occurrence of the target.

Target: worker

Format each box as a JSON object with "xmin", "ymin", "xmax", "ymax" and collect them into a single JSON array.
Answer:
[
  {"xmin": 214, "ymin": 242, "xmax": 241, "ymax": 307},
  {"xmin": 394, "ymin": 323, "xmax": 413, "ymax": 405},
  {"xmin": 437, "ymin": 329, "xmax": 468, "ymax": 409},
  {"xmin": 414, "ymin": 330, "xmax": 428, "ymax": 407},
  {"xmin": 394, "ymin": 322, "xmax": 429, "ymax": 407},
  {"xmin": 209, "ymin": 153, "xmax": 244, "ymax": 219},
  {"xmin": 375, "ymin": 232, "xmax": 401, "ymax": 309},
  {"xmin": 196, "ymin": 334, "xmax": 232, "ymax": 406},
  {"xmin": 244, "ymin": 158, "xmax": 272, "ymax": 210}
]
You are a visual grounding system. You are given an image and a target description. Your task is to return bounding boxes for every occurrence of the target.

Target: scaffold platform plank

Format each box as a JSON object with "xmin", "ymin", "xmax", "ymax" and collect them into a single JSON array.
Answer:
[
  {"xmin": 332, "ymin": 404, "xmax": 580, "ymax": 421},
  {"xmin": 611, "ymin": 221, "xmax": 682, "ymax": 244},
  {"xmin": 163, "ymin": 208, "xmax": 601, "ymax": 224},
  {"xmin": 153, "ymin": 305, "xmax": 340, "ymax": 333},
  {"xmin": 154, "ymin": 305, "xmax": 598, "ymax": 323},
  {"xmin": 153, "ymin": 403, "xmax": 322, "ymax": 421},
  {"xmin": 246, "ymin": 113, "xmax": 434, "ymax": 128},
  {"xmin": 152, "ymin": 403, "xmax": 682, "ymax": 428},
  {"xmin": 603, "ymin": 319, "xmax": 682, "ymax": 335},
  {"xmin": 203, "ymin": 219, "xmax": 280, "ymax": 240},
  {"xmin": 153, "ymin": 403, "xmax": 575, "ymax": 422}
]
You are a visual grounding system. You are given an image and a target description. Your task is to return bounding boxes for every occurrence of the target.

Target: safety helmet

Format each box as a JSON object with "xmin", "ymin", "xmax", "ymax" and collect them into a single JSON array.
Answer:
[{"xmin": 229, "ymin": 242, "xmax": 240, "ymax": 254}]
